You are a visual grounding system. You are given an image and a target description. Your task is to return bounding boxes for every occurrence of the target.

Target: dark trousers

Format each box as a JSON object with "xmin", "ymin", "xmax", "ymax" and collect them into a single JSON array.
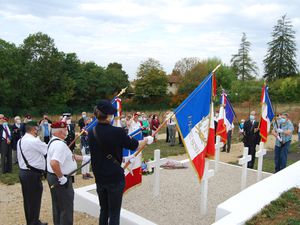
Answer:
[
  {"xmin": 247, "ymin": 145, "xmax": 257, "ymax": 169},
  {"xmin": 96, "ymin": 180, "xmax": 125, "ymax": 225},
  {"xmin": 223, "ymin": 130, "xmax": 232, "ymax": 153},
  {"xmin": 1, "ymin": 141, "xmax": 12, "ymax": 173},
  {"xmin": 275, "ymin": 141, "xmax": 290, "ymax": 173},
  {"xmin": 166, "ymin": 127, "xmax": 169, "ymax": 142},
  {"xmin": 47, "ymin": 173, "xmax": 74, "ymax": 225},
  {"xmin": 19, "ymin": 169, "xmax": 44, "ymax": 225},
  {"xmin": 44, "ymin": 136, "xmax": 50, "ymax": 144}
]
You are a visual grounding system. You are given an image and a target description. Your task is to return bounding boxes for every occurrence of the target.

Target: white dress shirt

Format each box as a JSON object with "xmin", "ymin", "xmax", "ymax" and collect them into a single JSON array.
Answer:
[
  {"xmin": 17, "ymin": 133, "xmax": 48, "ymax": 170},
  {"xmin": 47, "ymin": 136, "xmax": 77, "ymax": 175}
]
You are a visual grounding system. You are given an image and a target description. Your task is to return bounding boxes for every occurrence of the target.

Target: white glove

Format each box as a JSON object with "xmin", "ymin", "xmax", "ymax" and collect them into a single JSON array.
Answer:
[
  {"xmin": 82, "ymin": 155, "xmax": 91, "ymax": 162},
  {"xmin": 58, "ymin": 176, "xmax": 68, "ymax": 185},
  {"xmin": 277, "ymin": 136, "xmax": 282, "ymax": 142},
  {"xmin": 145, "ymin": 136, "xmax": 154, "ymax": 145},
  {"xmin": 124, "ymin": 154, "xmax": 136, "ymax": 164},
  {"xmin": 277, "ymin": 128, "xmax": 284, "ymax": 133}
]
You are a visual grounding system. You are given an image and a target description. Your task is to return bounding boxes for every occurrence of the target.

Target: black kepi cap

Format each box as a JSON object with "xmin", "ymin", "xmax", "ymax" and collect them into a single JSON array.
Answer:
[{"xmin": 96, "ymin": 99, "xmax": 117, "ymax": 115}]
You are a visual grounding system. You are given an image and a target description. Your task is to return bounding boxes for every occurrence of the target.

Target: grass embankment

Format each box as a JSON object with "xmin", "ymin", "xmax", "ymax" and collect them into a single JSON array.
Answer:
[
  {"xmin": 246, "ymin": 188, "xmax": 300, "ymax": 225},
  {"xmin": 0, "ymin": 139, "xmax": 185, "ymax": 185}
]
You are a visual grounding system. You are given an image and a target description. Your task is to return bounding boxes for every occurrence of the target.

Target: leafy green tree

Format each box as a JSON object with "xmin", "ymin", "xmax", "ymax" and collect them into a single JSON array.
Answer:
[
  {"xmin": 264, "ymin": 15, "xmax": 298, "ymax": 81},
  {"xmin": 136, "ymin": 58, "xmax": 163, "ymax": 78},
  {"xmin": 134, "ymin": 58, "xmax": 167, "ymax": 103},
  {"xmin": 20, "ymin": 32, "xmax": 75, "ymax": 113},
  {"xmin": 230, "ymin": 33, "xmax": 258, "ymax": 81}
]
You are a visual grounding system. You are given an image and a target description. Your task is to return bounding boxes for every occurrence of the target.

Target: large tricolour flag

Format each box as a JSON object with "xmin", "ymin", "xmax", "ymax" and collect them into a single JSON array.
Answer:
[
  {"xmin": 174, "ymin": 73, "xmax": 215, "ymax": 181},
  {"xmin": 259, "ymin": 84, "xmax": 275, "ymax": 142},
  {"xmin": 123, "ymin": 128, "xmax": 143, "ymax": 193},
  {"xmin": 111, "ymin": 97, "xmax": 122, "ymax": 127}
]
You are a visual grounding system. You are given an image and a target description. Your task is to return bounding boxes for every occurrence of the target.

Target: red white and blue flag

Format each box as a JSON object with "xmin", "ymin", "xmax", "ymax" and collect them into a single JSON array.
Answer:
[
  {"xmin": 216, "ymin": 92, "xmax": 236, "ymax": 143},
  {"xmin": 174, "ymin": 73, "xmax": 215, "ymax": 181},
  {"xmin": 123, "ymin": 128, "xmax": 143, "ymax": 193},
  {"xmin": 259, "ymin": 84, "xmax": 274, "ymax": 142},
  {"xmin": 111, "ymin": 97, "xmax": 122, "ymax": 127}
]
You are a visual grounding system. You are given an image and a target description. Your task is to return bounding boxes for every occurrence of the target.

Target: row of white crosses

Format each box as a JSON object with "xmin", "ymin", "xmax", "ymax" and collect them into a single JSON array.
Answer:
[{"xmin": 147, "ymin": 140, "xmax": 267, "ymax": 216}]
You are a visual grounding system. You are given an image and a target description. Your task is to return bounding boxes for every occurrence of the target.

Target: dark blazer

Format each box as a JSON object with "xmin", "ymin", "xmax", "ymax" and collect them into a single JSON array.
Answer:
[
  {"xmin": 11, "ymin": 123, "xmax": 25, "ymax": 150},
  {"xmin": 243, "ymin": 119, "xmax": 261, "ymax": 146}
]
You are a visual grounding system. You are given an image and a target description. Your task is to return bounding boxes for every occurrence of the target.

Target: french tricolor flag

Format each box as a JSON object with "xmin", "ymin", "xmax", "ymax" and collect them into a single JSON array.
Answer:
[
  {"xmin": 259, "ymin": 84, "xmax": 274, "ymax": 142},
  {"xmin": 174, "ymin": 73, "xmax": 215, "ymax": 180},
  {"xmin": 216, "ymin": 93, "xmax": 227, "ymax": 143},
  {"xmin": 111, "ymin": 97, "xmax": 122, "ymax": 127}
]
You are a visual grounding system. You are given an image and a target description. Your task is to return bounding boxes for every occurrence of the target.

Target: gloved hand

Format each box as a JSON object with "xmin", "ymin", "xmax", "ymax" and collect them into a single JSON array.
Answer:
[
  {"xmin": 82, "ymin": 155, "xmax": 91, "ymax": 162},
  {"xmin": 277, "ymin": 128, "xmax": 284, "ymax": 133},
  {"xmin": 277, "ymin": 136, "xmax": 282, "ymax": 142},
  {"xmin": 145, "ymin": 136, "xmax": 154, "ymax": 145},
  {"xmin": 58, "ymin": 176, "xmax": 68, "ymax": 185},
  {"xmin": 124, "ymin": 154, "xmax": 136, "ymax": 164}
]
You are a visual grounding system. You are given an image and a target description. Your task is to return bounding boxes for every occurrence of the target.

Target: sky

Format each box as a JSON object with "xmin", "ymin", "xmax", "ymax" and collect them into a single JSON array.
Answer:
[{"xmin": 0, "ymin": 0, "xmax": 299, "ymax": 80}]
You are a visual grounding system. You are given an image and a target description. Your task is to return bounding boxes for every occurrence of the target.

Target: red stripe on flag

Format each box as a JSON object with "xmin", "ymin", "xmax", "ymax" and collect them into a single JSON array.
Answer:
[
  {"xmin": 124, "ymin": 167, "xmax": 142, "ymax": 193},
  {"xmin": 259, "ymin": 117, "xmax": 268, "ymax": 143},
  {"xmin": 206, "ymin": 127, "xmax": 215, "ymax": 157},
  {"xmin": 216, "ymin": 118, "xmax": 227, "ymax": 143},
  {"xmin": 192, "ymin": 151, "xmax": 206, "ymax": 181}
]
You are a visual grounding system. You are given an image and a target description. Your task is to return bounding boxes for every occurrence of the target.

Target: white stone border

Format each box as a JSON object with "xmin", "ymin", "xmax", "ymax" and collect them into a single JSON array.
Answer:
[
  {"xmin": 213, "ymin": 160, "xmax": 300, "ymax": 225},
  {"xmin": 74, "ymin": 184, "xmax": 157, "ymax": 225}
]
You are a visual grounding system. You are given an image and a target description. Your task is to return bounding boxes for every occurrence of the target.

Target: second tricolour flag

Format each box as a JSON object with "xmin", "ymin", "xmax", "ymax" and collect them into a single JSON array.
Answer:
[{"xmin": 259, "ymin": 84, "xmax": 275, "ymax": 142}]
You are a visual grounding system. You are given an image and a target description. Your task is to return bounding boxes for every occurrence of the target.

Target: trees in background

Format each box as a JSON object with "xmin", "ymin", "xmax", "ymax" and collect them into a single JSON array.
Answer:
[
  {"xmin": 134, "ymin": 58, "xmax": 168, "ymax": 104},
  {"xmin": 230, "ymin": 33, "xmax": 258, "ymax": 81},
  {"xmin": 264, "ymin": 15, "xmax": 298, "ymax": 81}
]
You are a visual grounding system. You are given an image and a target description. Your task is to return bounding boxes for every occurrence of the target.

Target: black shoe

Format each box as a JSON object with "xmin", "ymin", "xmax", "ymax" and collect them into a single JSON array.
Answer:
[{"xmin": 221, "ymin": 149, "xmax": 226, "ymax": 152}]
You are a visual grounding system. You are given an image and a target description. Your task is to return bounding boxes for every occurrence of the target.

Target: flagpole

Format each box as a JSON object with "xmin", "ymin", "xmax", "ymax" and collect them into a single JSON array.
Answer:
[
  {"xmin": 68, "ymin": 87, "xmax": 127, "ymax": 149},
  {"xmin": 123, "ymin": 64, "xmax": 222, "ymax": 170}
]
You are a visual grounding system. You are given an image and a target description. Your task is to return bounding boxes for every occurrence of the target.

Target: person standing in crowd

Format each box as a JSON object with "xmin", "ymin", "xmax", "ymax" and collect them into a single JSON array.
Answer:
[
  {"xmin": 88, "ymin": 100, "xmax": 153, "ymax": 225},
  {"xmin": 17, "ymin": 121, "xmax": 48, "ymax": 225},
  {"xmin": 164, "ymin": 111, "xmax": 172, "ymax": 143},
  {"xmin": 150, "ymin": 114, "xmax": 160, "ymax": 142},
  {"xmin": 80, "ymin": 117, "xmax": 93, "ymax": 179},
  {"xmin": 222, "ymin": 123, "xmax": 234, "ymax": 153},
  {"xmin": 64, "ymin": 114, "xmax": 75, "ymax": 152},
  {"xmin": 47, "ymin": 121, "xmax": 89, "ymax": 225},
  {"xmin": 12, "ymin": 116, "xmax": 25, "ymax": 164},
  {"xmin": 78, "ymin": 111, "xmax": 87, "ymax": 130},
  {"xmin": 272, "ymin": 113, "xmax": 294, "ymax": 173},
  {"xmin": 39, "ymin": 117, "xmax": 52, "ymax": 144},
  {"xmin": 0, "ymin": 116, "xmax": 12, "ymax": 173},
  {"xmin": 141, "ymin": 114, "xmax": 150, "ymax": 137},
  {"xmin": 39, "ymin": 114, "xmax": 52, "ymax": 125},
  {"xmin": 167, "ymin": 113, "xmax": 176, "ymax": 146},
  {"xmin": 128, "ymin": 112, "xmax": 142, "ymax": 134},
  {"xmin": 243, "ymin": 111, "xmax": 260, "ymax": 169}
]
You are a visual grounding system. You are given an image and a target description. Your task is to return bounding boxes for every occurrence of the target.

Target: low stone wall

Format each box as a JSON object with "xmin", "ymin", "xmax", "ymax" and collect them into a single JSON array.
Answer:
[{"xmin": 213, "ymin": 160, "xmax": 300, "ymax": 225}]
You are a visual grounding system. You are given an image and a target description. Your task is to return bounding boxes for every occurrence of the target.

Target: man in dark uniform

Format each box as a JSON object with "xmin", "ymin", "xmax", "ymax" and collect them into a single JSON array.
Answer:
[
  {"xmin": 243, "ymin": 111, "xmax": 261, "ymax": 168},
  {"xmin": 88, "ymin": 100, "xmax": 153, "ymax": 225},
  {"xmin": 17, "ymin": 121, "xmax": 48, "ymax": 225},
  {"xmin": 0, "ymin": 116, "xmax": 12, "ymax": 173},
  {"xmin": 63, "ymin": 113, "xmax": 76, "ymax": 152}
]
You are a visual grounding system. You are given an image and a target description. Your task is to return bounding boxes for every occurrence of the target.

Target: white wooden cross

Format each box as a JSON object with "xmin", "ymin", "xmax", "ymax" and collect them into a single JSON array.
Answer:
[
  {"xmin": 256, "ymin": 142, "xmax": 267, "ymax": 182},
  {"xmin": 200, "ymin": 159, "xmax": 215, "ymax": 215},
  {"xmin": 238, "ymin": 147, "xmax": 251, "ymax": 190},
  {"xmin": 146, "ymin": 149, "xmax": 167, "ymax": 197}
]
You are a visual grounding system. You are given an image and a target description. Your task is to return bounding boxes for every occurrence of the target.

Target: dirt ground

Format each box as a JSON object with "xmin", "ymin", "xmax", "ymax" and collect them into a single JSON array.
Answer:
[{"xmin": 0, "ymin": 135, "xmax": 298, "ymax": 225}]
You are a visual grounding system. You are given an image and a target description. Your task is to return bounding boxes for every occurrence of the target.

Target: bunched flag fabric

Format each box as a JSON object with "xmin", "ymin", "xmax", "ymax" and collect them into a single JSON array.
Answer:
[
  {"xmin": 259, "ymin": 84, "xmax": 275, "ymax": 142},
  {"xmin": 111, "ymin": 97, "xmax": 122, "ymax": 127},
  {"xmin": 123, "ymin": 128, "xmax": 143, "ymax": 193},
  {"xmin": 174, "ymin": 73, "xmax": 215, "ymax": 181}
]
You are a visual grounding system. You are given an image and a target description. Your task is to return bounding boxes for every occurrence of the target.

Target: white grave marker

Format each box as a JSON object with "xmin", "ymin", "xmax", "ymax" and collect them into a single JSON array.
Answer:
[
  {"xmin": 146, "ymin": 149, "xmax": 167, "ymax": 197},
  {"xmin": 200, "ymin": 159, "xmax": 214, "ymax": 215},
  {"xmin": 256, "ymin": 142, "xmax": 267, "ymax": 182},
  {"xmin": 238, "ymin": 147, "xmax": 251, "ymax": 190}
]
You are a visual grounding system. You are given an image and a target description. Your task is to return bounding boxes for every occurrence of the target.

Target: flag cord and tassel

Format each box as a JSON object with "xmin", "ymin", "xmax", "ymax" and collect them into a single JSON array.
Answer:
[{"xmin": 123, "ymin": 64, "xmax": 221, "ymax": 170}]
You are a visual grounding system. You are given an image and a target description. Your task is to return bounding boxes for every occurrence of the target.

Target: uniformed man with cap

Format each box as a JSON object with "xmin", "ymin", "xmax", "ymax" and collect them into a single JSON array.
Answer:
[
  {"xmin": 88, "ymin": 99, "xmax": 153, "ymax": 225},
  {"xmin": 17, "ymin": 120, "xmax": 48, "ymax": 225},
  {"xmin": 47, "ymin": 121, "xmax": 90, "ymax": 225}
]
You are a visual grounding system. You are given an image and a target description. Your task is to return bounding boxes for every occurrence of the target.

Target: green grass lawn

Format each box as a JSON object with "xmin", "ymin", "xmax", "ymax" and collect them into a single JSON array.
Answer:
[{"xmin": 246, "ymin": 188, "xmax": 300, "ymax": 225}]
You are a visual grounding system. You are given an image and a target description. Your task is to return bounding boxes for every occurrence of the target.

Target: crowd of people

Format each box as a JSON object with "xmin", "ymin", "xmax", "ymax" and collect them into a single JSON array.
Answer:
[{"xmin": 0, "ymin": 105, "xmax": 298, "ymax": 225}]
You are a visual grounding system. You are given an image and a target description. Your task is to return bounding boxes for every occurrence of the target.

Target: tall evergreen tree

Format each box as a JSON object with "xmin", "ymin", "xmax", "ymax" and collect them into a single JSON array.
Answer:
[
  {"xmin": 264, "ymin": 15, "xmax": 298, "ymax": 81},
  {"xmin": 230, "ymin": 33, "xmax": 258, "ymax": 81}
]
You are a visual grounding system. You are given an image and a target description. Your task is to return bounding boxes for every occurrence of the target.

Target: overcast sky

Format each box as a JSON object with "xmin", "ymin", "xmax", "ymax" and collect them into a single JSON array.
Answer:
[{"xmin": 0, "ymin": 0, "xmax": 299, "ymax": 80}]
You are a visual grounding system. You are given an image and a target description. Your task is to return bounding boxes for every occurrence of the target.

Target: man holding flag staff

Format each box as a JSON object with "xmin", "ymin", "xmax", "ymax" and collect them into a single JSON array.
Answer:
[{"xmin": 88, "ymin": 99, "xmax": 153, "ymax": 225}]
